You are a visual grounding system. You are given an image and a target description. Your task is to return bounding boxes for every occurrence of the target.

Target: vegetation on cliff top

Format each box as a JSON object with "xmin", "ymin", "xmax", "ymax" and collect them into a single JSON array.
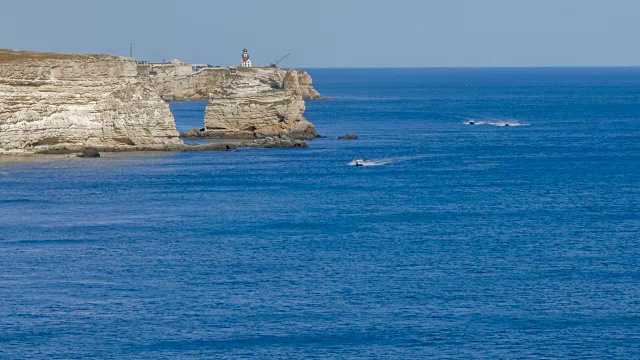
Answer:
[{"xmin": 0, "ymin": 50, "xmax": 119, "ymax": 63}]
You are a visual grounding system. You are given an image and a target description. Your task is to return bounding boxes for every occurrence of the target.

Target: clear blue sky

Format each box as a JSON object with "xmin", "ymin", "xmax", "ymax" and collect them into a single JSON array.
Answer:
[{"xmin": 1, "ymin": 0, "xmax": 639, "ymax": 67}]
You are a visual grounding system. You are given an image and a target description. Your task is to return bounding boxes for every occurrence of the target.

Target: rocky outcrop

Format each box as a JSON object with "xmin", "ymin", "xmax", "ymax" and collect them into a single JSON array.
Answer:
[
  {"xmin": 0, "ymin": 50, "xmax": 181, "ymax": 153},
  {"xmin": 0, "ymin": 50, "xmax": 322, "ymax": 153},
  {"xmin": 141, "ymin": 63, "xmax": 228, "ymax": 101},
  {"xmin": 338, "ymin": 133, "xmax": 358, "ymax": 140},
  {"xmin": 143, "ymin": 64, "xmax": 323, "ymax": 101},
  {"xmin": 35, "ymin": 142, "xmax": 238, "ymax": 155},
  {"xmin": 202, "ymin": 67, "xmax": 317, "ymax": 140},
  {"xmin": 282, "ymin": 69, "xmax": 323, "ymax": 100},
  {"xmin": 78, "ymin": 148, "xmax": 100, "ymax": 158},
  {"xmin": 248, "ymin": 135, "xmax": 309, "ymax": 148},
  {"xmin": 136, "ymin": 63, "xmax": 321, "ymax": 142}
]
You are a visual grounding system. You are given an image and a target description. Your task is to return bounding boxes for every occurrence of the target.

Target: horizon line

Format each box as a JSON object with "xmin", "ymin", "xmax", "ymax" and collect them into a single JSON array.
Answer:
[{"xmin": 299, "ymin": 65, "xmax": 640, "ymax": 69}]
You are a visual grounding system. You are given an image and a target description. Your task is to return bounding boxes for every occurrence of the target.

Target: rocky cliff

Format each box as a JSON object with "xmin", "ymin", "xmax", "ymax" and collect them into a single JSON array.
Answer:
[
  {"xmin": 203, "ymin": 67, "xmax": 317, "ymax": 139},
  {"xmin": 0, "ymin": 51, "xmax": 180, "ymax": 153},
  {"xmin": 144, "ymin": 64, "xmax": 323, "ymax": 101},
  {"xmin": 141, "ymin": 65, "xmax": 320, "ymax": 140},
  {"xmin": 0, "ymin": 51, "xmax": 323, "ymax": 154},
  {"xmin": 282, "ymin": 69, "xmax": 323, "ymax": 100}
]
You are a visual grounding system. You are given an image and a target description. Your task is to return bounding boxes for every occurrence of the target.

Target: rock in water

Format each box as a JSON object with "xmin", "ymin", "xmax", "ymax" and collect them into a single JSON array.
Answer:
[
  {"xmin": 78, "ymin": 148, "xmax": 100, "ymax": 158},
  {"xmin": 181, "ymin": 128, "xmax": 203, "ymax": 139},
  {"xmin": 0, "ymin": 50, "xmax": 181, "ymax": 153},
  {"xmin": 202, "ymin": 67, "xmax": 318, "ymax": 140},
  {"xmin": 338, "ymin": 133, "xmax": 358, "ymax": 140},
  {"xmin": 248, "ymin": 135, "xmax": 309, "ymax": 148}
]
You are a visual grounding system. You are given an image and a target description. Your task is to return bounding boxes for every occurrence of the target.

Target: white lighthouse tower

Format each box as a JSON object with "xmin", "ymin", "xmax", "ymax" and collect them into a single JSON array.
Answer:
[{"xmin": 241, "ymin": 49, "xmax": 252, "ymax": 67}]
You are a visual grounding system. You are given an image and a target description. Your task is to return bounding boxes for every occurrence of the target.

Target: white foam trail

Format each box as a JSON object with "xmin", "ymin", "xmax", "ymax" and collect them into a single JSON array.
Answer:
[
  {"xmin": 489, "ymin": 121, "xmax": 529, "ymax": 127},
  {"xmin": 348, "ymin": 159, "xmax": 391, "ymax": 167},
  {"xmin": 465, "ymin": 118, "xmax": 529, "ymax": 127},
  {"xmin": 348, "ymin": 155, "xmax": 427, "ymax": 167}
]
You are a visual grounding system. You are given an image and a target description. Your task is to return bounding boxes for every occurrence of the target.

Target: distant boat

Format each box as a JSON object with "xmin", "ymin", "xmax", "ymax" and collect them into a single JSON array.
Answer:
[
  {"xmin": 504, "ymin": 122, "xmax": 511, "ymax": 127},
  {"xmin": 469, "ymin": 120, "xmax": 475, "ymax": 125},
  {"xmin": 355, "ymin": 159, "xmax": 365, "ymax": 167}
]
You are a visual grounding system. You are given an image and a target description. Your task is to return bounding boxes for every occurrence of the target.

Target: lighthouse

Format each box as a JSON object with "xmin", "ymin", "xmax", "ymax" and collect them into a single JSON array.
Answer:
[{"xmin": 241, "ymin": 49, "xmax": 252, "ymax": 67}]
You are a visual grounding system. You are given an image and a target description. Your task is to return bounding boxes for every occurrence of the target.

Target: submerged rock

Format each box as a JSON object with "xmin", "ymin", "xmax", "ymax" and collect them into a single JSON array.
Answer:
[{"xmin": 338, "ymin": 133, "xmax": 358, "ymax": 140}]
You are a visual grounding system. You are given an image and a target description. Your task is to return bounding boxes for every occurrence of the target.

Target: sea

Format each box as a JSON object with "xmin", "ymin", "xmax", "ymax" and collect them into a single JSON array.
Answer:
[{"xmin": 1, "ymin": 68, "xmax": 639, "ymax": 359}]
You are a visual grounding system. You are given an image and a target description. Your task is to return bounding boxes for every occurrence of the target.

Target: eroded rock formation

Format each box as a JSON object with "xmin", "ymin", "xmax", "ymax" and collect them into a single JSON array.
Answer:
[
  {"xmin": 203, "ymin": 67, "xmax": 317, "ymax": 139},
  {"xmin": 142, "ymin": 64, "xmax": 320, "ymax": 140},
  {"xmin": 143, "ymin": 64, "xmax": 323, "ymax": 101},
  {"xmin": 0, "ymin": 50, "xmax": 181, "ymax": 153},
  {"xmin": 0, "ymin": 51, "xmax": 324, "ymax": 153},
  {"xmin": 282, "ymin": 69, "xmax": 323, "ymax": 100}
]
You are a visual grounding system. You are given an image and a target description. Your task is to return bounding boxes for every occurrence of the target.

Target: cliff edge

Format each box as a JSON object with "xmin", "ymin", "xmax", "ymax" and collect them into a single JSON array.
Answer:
[
  {"xmin": 203, "ymin": 67, "xmax": 317, "ymax": 140},
  {"xmin": 140, "ymin": 64, "xmax": 320, "ymax": 140},
  {"xmin": 0, "ymin": 50, "xmax": 180, "ymax": 153},
  {"xmin": 143, "ymin": 63, "xmax": 323, "ymax": 101}
]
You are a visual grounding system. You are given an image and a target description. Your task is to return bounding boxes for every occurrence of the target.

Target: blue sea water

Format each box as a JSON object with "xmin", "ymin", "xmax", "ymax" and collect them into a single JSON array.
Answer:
[{"xmin": 1, "ymin": 68, "xmax": 640, "ymax": 359}]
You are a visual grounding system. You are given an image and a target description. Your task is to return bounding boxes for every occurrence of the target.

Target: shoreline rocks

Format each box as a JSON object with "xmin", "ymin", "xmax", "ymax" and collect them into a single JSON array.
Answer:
[
  {"xmin": 35, "ymin": 143, "xmax": 238, "ymax": 155},
  {"xmin": 247, "ymin": 135, "xmax": 309, "ymax": 148},
  {"xmin": 78, "ymin": 148, "xmax": 100, "ymax": 158}
]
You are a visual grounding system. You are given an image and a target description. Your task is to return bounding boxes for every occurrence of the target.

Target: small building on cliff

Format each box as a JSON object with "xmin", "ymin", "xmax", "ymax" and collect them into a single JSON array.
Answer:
[{"xmin": 241, "ymin": 49, "xmax": 252, "ymax": 67}]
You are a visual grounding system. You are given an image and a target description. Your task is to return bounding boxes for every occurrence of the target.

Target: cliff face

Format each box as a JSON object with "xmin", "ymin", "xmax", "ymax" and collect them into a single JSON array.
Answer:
[
  {"xmin": 140, "ymin": 61, "xmax": 228, "ymax": 101},
  {"xmin": 144, "ymin": 65, "xmax": 323, "ymax": 101},
  {"xmin": 0, "ymin": 51, "xmax": 180, "ymax": 152},
  {"xmin": 282, "ymin": 69, "xmax": 323, "ymax": 100},
  {"xmin": 0, "ymin": 51, "xmax": 322, "ymax": 153},
  {"xmin": 203, "ymin": 67, "xmax": 317, "ymax": 139},
  {"xmin": 140, "ymin": 64, "xmax": 320, "ymax": 140}
]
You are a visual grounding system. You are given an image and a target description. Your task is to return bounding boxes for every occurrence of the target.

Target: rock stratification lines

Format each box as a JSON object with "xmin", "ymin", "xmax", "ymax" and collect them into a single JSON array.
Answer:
[{"xmin": 0, "ymin": 51, "xmax": 181, "ymax": 153}]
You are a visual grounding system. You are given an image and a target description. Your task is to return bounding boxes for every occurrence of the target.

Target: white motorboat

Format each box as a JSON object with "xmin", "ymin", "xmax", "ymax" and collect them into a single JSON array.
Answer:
[{"xmin": 355, "ymin": 159, "xmax": 365, "ymax": 167}]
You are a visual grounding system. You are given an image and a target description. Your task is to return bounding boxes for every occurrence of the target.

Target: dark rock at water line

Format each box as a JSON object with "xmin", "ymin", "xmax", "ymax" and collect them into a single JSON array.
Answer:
[
  {"xmin": 248, "ymin": 136, "xmax": 309, "ymax": 148},
  {"xmin": 180, "ymin": 128, "xmax": 203, "ymax": 139},
  {"xmin": 186, "ymin": 128, "xmax": 202, "ymax": 137},
  {"xmin": 338, "ymin": 133, "xmax": 358, "ymax": 140},
  {"xmin": 78, "ymin": 148, "xmax": 100, "ymax": 158}
]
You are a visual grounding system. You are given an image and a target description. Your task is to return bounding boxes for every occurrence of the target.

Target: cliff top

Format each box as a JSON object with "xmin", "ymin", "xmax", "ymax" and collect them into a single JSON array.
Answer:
[{"xmin": 0, "ymin": 50, "xmax": 122, "ymax": 63}]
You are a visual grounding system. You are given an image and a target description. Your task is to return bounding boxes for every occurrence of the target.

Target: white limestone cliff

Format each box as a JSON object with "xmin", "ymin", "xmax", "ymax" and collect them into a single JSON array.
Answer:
[
  {"xmin": 0, "ymin": 51, "xmax": 181, "ymax": 153},
  {"xmin": 282, "ymin": 69, "xmax": 323, "ymax": 100},
  {"xmin": 203, "ymin": 67, "xmax": 317, "ymax": 139},
  {"xmin": 143, "ymin": 65, "xmax": 323, "ymax": 101}
]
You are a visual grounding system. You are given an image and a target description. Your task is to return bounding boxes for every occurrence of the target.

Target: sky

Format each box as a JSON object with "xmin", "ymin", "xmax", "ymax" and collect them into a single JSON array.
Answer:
[{"xmin": 1, "ymin": 0, "xmax": 639, "ymax": 68}]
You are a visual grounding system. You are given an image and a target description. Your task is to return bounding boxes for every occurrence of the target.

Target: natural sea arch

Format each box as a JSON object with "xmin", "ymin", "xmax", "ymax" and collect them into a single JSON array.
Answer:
[{"xmin": 167, "ymin": 101, "xmax": 208, "ymax": 135}]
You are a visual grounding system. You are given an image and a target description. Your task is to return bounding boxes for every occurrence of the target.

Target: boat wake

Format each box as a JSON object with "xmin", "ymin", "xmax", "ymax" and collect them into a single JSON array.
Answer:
[
  {"xmin": 465, "ymin": 119, "xmax": 529, "ymax": 127},
  {"xmin": 348, "ymin": 155, "xmax": 426, "ymax": 167}
]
